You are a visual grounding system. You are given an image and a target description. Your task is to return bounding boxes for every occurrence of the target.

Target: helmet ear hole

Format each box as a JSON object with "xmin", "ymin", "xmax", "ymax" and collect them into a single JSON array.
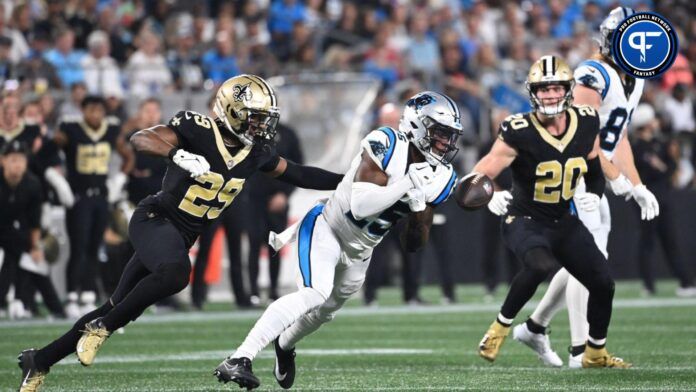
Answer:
[{"xmin": 410, "ymin": 121, "xmax": 418, "ymax": 129}]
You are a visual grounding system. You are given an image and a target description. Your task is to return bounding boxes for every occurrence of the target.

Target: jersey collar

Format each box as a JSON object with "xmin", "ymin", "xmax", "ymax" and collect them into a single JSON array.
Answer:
[
  {"xmin": 530, "ymin": 108, "xmax": 578, "ymax": 153},
  {"xmin": 80, "ymin": 120, "xmax": 108, "ymax": 142},
  {"xmin": 210, "ymin": 119, "xmax": 251, "ymax": 170},
  {"xmin": 0, "ymin": 121, "xmax": 25, "ymax": 141}
]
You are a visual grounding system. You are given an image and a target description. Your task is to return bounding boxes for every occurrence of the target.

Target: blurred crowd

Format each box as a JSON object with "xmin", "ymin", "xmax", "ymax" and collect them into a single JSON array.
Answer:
[{"xmin": 1, "ymin": 0, "xmax": 696, "ymax": 319}]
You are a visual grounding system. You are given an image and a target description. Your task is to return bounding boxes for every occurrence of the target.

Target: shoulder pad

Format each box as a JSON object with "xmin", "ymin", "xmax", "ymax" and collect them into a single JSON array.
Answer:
[
  {"xmin": 360, "ymin": 127, "xmax": 404, "ymax": 171},
  {"xmin": 58, "ymin": 115, "xmax": 82, "ymax": 126},
  {"xmin": 574, "ymin": 60, "xmax": 610, "ymax": 99},
  {"xmin": 497, "ymin": 112, "xmax": 531, "ymax": 146},
  {"xmin": 106, "ymin": 116, "xmax": 121, "ymax": 126}
]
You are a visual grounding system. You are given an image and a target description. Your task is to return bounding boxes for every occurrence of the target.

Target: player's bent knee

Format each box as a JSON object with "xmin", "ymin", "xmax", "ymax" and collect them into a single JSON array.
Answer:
[
  {"xmin": 156, "ymin": 262, "xmax": 191, "ymax": 293},
  {"xmin": 523, "ymin": 247, "xmax": 556, "ymax": 276}
]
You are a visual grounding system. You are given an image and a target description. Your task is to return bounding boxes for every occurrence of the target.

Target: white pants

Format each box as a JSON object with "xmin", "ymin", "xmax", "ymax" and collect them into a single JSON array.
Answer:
[{"xmin": 530, "ymin": 181, "xmax": 611, "ymax": 347}]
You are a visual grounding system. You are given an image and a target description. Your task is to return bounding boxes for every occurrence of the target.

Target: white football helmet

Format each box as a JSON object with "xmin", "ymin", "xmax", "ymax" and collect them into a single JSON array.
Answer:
[
  {"xmin": 399, "ymin": 91, "xmax": 463, "ymax": 166},
  {"xmin": 599, "ymin": 7, "xmax": 635, "ymax": 60}
]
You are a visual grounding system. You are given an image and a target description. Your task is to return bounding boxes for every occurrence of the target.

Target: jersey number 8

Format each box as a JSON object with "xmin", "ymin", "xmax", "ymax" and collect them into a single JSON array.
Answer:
[
  {"xmin": 179, "ymin": 173, "xmax": 245, "ymax": 219},
  {"xmin": 534, "ymin": 158, "xmax": 587, "ymax": 203}
]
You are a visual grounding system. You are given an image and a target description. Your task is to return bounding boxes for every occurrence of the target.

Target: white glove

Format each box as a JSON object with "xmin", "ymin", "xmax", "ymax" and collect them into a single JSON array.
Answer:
[
  {"xmin": 172, "ymin": 149, "xmax": 210, "ymax": 178},
  {"xmin": 405, "ymin": 188, "xmax": 427, "ymax": 212},
  {"xmin": 407, "ymin": 162, "xmax": 435, "ymax": 190},
  {"xmin": 487, "ymin": 190, "xmax": 512, "ymax": 216},
  {"xmin": 44, "ymin": 167, "xmax": 74, "ymax": 207},
  {"xmin": 107, "ymin": 172, "xmax": 128, "ymax": 204},
  {"xmin": 574, "ymin": 192, "xmax": 600, "ymax": 212},
  {"xmin": 632, "ymin": 184, "xmax": 659, "ymax": 220},
  {"xmin": 608, "ymin": 173, "xmax": 633, "ymax": 200}
]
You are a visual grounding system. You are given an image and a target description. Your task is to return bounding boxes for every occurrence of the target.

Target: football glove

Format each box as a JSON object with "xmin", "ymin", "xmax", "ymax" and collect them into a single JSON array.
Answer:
[
  {"xmin": 405, "ymin": 188, "xmax": 427, "ymax": 212},
  {"xmin": 632, "ymin": 184, "xmax": 659, "ymax": 220},
  {"xmin": 407, "ymin": 162, "xmax": 435, "ymax": 190},
  {"xmin": 172, "ymin": 149, "xmax": 211, "ymax": 178},
  {"xmin": 488, "ymin": 190, "xmax": 512, "ymax": 216},
  {"xmin": 608, "ymin": 173, "xmax": 633, "ymax": 200},
  {"xmin": 574, "ymin": 192, "xmax": 600, "ymax": 212}
]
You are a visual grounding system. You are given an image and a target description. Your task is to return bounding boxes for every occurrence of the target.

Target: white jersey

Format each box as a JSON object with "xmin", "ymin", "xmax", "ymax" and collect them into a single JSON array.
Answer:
[
  {"xmin": 322, "ymin": 126, "xmax": 457, "ymax": 255},
  {"xmin": 574, "ymin": 58, "xmax": 644, "ymax": 160}
]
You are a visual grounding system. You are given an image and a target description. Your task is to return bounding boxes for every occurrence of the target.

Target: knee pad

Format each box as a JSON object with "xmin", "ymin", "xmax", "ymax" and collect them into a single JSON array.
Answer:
[{"xmin": 156, "ymin": 262, "xmax": 191, "ymax": 293}]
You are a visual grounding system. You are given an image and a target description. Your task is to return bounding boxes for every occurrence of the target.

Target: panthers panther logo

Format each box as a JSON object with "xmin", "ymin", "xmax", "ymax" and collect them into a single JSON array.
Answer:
[
  {"xmin": 407, "ymin": 94, "xmax": 435, "ymax": 110},
  {"xmin": 232, "ymin": 83, "xmax": 253, "ymax": 102}
]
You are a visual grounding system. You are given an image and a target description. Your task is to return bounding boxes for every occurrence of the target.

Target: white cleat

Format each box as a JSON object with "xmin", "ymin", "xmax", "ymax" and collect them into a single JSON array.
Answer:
[
  {"xmin": 65, "ymin": 292, "xmax": 81, "ymax": 320},
  {"xmin": 568, "ymin": 352, "xmax": 583, "ymax": 369},
  {"xmin": 512, "ymin": 323, "xmax": 563, "ymax": 367},
  {"xmin": 675, "ymin": 286, "xmax": 696, "ymax": 298}
]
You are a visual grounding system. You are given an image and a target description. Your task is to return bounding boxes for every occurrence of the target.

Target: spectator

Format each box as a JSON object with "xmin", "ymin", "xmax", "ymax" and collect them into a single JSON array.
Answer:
[
  {"xmin": 0, "ymin": 36, "xmax": 16, "ymax": 83},
  {"xmin": 0, "ymin": 4, "xmax": 30, "ymax": 64},
  {"xmin": 17, "ymin": 32, "xmax": 63, "ymax": 93},
  {"xmin": 404, "ymin": 13, "xmax": 441, "ymax": 85},
  {"xmin": 58, "ymin": 82, "xmax": 88, "ymax": 119},
  {"xmin": 363, "ymin": 24, "xmax": 402, "ymax": 89},
  {"xmin": 201, "ymin": 31, "xmax": 240, "ymax": 86},
  {"xmin": 166, "ymin": 25, "xmax": 204, "ymax": 91},
  {"xmin": 43, "ymin": 28, "xmax": 85, "ymax": 89},
  {"xmin": 662, "ymin": 83, "xmax": 695, "ymax": 135},
  {"xmin": 81, "ymin": 30, "xmax": 123, "ymax": 98},
  {"xmin": 125, "ymin": 30, "xmax": 172, "ymax": 98}
]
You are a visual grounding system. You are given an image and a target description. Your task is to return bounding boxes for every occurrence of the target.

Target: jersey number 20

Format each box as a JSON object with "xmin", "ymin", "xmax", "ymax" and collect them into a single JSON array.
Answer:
[
  {"xmin": 179, "ymin": 173, "xmax": 245, "ymax": 219},
  {"xmin": 534, "ymin": 158, "xmax": 587, "ymax": 203}
]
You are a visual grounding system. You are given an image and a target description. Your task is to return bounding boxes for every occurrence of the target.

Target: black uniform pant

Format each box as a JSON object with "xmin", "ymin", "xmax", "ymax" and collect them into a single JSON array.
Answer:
[
  {"xmin": 191, "ymin": 210, "xmax": 249, "ymax": 308},
  {"xmin": 34, "ymin": 200, "xmax": 192, "ymax": 370},
  {"xmin": 66, "ymin": 193, "xmax": 109, "ymax": 294},
  {"xmin": 247, "ymin": 205, "xmax": 287, "ymax": 299},
  {"xmin": 17, "ymin": 270, "xmax": 65, "ymax": 317},
  {"xmin": 636, "ymin": 192, "xmax": 694, "ymax": 291},
  {"xmin": 0, "ymin": 247, "xmax": 21, "ymax": 309},
  {"xmin": 500, "ymin": 214, "xmax": 615, "ymax": 340},
  {"xmin": 481, "ymin": 211, "xmax": 519, "ymax": 293}
]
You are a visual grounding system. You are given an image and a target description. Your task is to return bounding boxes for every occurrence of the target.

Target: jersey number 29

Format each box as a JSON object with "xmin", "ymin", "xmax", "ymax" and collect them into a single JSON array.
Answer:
[{"xmin": 179, "ymin": 173, "xmax": 245, "ymax": 219}]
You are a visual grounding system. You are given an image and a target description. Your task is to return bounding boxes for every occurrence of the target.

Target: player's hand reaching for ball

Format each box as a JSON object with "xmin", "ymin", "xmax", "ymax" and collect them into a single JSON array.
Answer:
[
  {"xmin": 407, "ymin": 162, "xmax": 435, "ymax": 190},
  {"xmin": 488, "ymin": 190, "xmax": 512, "ymax": 216},
  {"xmin": 171, "ymin": 149, "xmax": 211, "ymax": 178}
]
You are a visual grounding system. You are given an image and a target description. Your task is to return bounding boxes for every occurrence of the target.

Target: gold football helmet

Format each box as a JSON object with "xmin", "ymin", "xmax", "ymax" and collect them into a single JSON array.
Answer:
[
  {"xmin": 213, "ymin": 74, "xmax": 280, "ymax": 146},
  {"xmin": 526, "ymin": 55, "xmax": 575, "ymax": 116}
]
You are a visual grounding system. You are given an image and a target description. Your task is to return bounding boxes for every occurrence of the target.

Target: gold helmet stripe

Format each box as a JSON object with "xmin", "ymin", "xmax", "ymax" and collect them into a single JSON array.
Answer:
[{"xmin": 246, "ymin": 74, "xmax": 277, "ymax": 107}]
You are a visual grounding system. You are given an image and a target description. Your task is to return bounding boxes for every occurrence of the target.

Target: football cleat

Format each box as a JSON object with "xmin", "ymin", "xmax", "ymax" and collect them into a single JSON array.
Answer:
[
  {"xmin": 512, "ymin": 323, "xmax": 563, "ymax": 367},
  {"xmin": 582, "ymin": 346, "xmax": 632, "ymax": 368},
  {"xmin": 273, "ymin": 338, "xmax": 296, "ymax": 389},
  {"xmin": 213, "ymin": 357, "xmax": 260, "ymax": 390},
  {"xmin": 568, "ymin": 352, "xmax": 583, "ymax": 369},
  {"xmin": 76, "ymin": 318, "xmax": 110, "ymax": 366},
  {"xmin": 18, "ymin": 349, "xmax": 48, "ymax": 392},
  {"xmin": 478, "ymin": 320, "xmax": 510, "ymax": 362}
]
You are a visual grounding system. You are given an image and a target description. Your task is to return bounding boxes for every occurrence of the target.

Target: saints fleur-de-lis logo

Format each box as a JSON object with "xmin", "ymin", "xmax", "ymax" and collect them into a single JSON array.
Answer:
[{"xmin": 232, "ymin": 83, "xmax": 253, "ymax": 102}]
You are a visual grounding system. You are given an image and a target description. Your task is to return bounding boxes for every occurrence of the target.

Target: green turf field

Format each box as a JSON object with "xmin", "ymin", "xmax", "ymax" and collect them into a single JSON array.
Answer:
[{"xmin": 2, "ymin": 280, "xmax": 696, "ymax": 391}]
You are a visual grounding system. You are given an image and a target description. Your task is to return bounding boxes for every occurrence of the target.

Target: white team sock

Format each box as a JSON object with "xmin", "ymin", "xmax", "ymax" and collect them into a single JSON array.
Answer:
[
  {"xmin": 232, "ymin": 288, "xmax": 326, "ymax": 360},
  {"xmin": 497, "ymin": 313, "xmax": 514, "ymax": 325},
  {"xmin": 530, "ymin": 268, "xmax": 570, "ymax": 327},
  {"xmin": 587, "ymin": 336, "xmax": 606, "ymax": 347},
  {"xmin": 566, "ymin": 275, "xmax": 590, "ymax": 347}
]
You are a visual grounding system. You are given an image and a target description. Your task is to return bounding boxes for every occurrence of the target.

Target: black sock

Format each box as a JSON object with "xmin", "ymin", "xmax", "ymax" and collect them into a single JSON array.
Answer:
[
  {"xmin": 34, "ymin": 302, "xmax": 113, "ymax": 370},
  {"xmin": 102, "ymin": 263, "xmax": 189, "ymax": 331},
  {"xmin": 525, "ymin": 318, "xmax": 546, "ymax": 334},
  {"xmin": 570, "ymin": 345, "xmax": 585, "ymax": 356},
  {"xmin": 586, "ymin": 340, "xmax": 605, "ymax": 350}
]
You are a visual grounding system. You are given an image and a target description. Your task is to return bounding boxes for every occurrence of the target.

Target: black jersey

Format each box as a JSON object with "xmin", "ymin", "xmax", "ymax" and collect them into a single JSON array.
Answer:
[
  {"xmin": 60, "ymin": 119, "xmax": 120, "ymax": 195},
  {"xmin": 151, "ymin": 110, "xmax": 279, "ymax": 243},
  {"xmin": 498, "ymin": 105, "xmax": 599, "ymax": 221},
  {"xmin": 0, "ymin": 122, "xmax": 40, "ymax": 154},
  {"xmin": 126, "ymin": 129, "xmax": 168, "ymax": 205}
]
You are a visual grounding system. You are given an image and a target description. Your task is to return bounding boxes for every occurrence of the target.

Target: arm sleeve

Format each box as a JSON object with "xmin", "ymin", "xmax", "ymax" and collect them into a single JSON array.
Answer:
[
  {"xmin": 274, "ymin": 159, "xmax": 344, "ymax": 190},
  {"xmin": 350, "ymin": 177, "xmax": 413, "ymax": 220},
  {"xmin": 574, "ymin": 61, "xmax": 609, "ymax": 100},
  {"xmin": 584, "ymin": 156, "xmax": 606, "ymax": 197}
]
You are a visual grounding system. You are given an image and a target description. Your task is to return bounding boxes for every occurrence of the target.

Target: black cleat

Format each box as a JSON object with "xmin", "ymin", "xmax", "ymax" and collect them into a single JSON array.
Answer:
[
  {"xmin": 213, "ymin": 357, "xmax": 260, "ymax": 390},
  {"xmin": 18, "ymin": 349, "xmax": 48, "ymax": 392},
  {"xmin": 273, "ymin": 338, "xmax": 296, "ymax": 389}
]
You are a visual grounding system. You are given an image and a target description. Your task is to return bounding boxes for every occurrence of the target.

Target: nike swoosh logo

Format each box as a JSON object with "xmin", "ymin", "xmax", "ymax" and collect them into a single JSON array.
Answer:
[
  {"xmin": 501, "ymin": 123, "xmax": 508, "ymax": 131},
  {"xmin": 275, "ymin": 359, "xmax": 287, "ymax": 381},
  {"xmin": 184, "ymin": 111, "xmax": 192, "ymax": 120},
  {"xmin": 22, "ymin": 372, "xmax": 30, "ymax": 386}
]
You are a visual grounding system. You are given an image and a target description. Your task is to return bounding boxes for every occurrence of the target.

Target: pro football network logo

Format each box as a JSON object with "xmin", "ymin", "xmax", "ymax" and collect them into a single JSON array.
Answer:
[{"xmin": 612, "ymin": 12, "xmax": 678, "ymax": 79}]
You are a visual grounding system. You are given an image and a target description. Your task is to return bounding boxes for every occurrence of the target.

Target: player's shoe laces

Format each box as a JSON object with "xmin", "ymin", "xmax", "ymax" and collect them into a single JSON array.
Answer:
[
  {"xmin": 18, "ymin": 349, "xmax": 47, "ymax": 392},
  {"xmin": 76, "ymin": 318, "xmax": 110, "ymax": 366},
  {"xmin": 582, "ymin": 346, "xmax": 632, "ymax": 368},
  {"xmin": 213, "ymin": 357, "xmax": 260, "ymax": 390},
  {"xmin": 478, "ymin": 320, "xmax": 510, "ymax": 362},
  {"xmin": 512, "ymin": 323, "xmax": 563, "ymax": 367},
  {"xmin": 273, "ymin": 338, "xmax": 296, "ymax": 389}
]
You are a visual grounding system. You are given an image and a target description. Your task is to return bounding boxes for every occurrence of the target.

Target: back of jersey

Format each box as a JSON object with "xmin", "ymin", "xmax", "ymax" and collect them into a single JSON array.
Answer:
[{"xmin": 574, "ymin": 58, "xmax": 644, "ymax": 159}]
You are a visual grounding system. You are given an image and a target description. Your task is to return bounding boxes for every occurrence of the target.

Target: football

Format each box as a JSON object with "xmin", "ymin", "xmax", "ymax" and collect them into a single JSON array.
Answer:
[{"xmin": 455, "ymin": 173, "xmax": 494, "ymax": 210}]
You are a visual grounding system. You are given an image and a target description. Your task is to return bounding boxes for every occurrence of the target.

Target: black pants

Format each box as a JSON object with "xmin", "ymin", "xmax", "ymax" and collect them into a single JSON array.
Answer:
[
  {"xmin": 481, "ymin": 211, "xmax": 518, "ymax": 293},
  {"xmin": 34, "ymin": 200, "xmax": 192, "ymax": 370},
  {"xmin": 500, "ymin": 214, "xmax": 615, "ymax": 340},
  {"xmin": 17, "ymin": 270, "xmax": 65, "ymax": 317},
  {"xmin": 247, "ymin": 205, "xmax": 286, "ymax": 299},
  {"xmin": 66, "ymin": 194, "xmax": 109, "ymax": 294},
  {"xmin": 636, "ymin": 192, "xmax": 694, "ymax": 291},
  {"xmin": 0, "ymin": 247, "xmax": 20, "ymax": 309},
  {"xmin": 191, "ymin": 202, "xmax": 249, "ymax": 308}
]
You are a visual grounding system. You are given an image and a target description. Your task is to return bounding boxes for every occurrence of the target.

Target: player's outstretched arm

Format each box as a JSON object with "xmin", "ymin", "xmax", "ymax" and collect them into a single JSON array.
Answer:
[
  {"xmin": 584, "ymin": 139, "xmax": 606, "ymax": 197},
  {"xmin": 613, "ymin": 135, "xmax": 643, "ymax": 186},
  {"xmin": 116, "ymin": 133, "xmax": 135, "ymax": 174},
  {"xmin": 400, "ymin": 205, "xmax": 434, "ymax": 252},
  {"xmin": 129, "ymin": 125, "xmax": 179, "ymax": 157},
  {"xmin": 472, "ymin": 138, "xmax": 517, "ymax": 180},
  {"xmin": 263, "ymin": 157, "xmax": 343, "ymax": 190}
]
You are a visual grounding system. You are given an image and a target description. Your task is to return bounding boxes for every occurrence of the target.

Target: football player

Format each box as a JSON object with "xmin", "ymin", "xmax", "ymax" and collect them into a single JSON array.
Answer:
[
  {"xmin": 16, "ymin": 74, "xmax": 344, "ymax": 392},
  {"xmin": 509, "ymin": 7, "xmax": 663, "ymax": 368},
  {"xmin": 213, "ymin": 91, "xmax": 461, "ymax": 390},
  {"xmin": 474, "ymin": 55, "xmax": 630, "ymax": 368}
]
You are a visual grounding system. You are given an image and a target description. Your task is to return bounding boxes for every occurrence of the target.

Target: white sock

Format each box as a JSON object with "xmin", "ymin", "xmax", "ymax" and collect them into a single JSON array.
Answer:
[
  {"xmin": 530, "ymin": 268, "xmax": 569, "ymax": 327},
  {"xmin": 497, "ymin": 313, "xmax": 514, "ymax": 325},
  {"xmin": 232, "ymin": 288, "xmax": 326, "ymax": 360},
  {"xmin": 587, "ymin": 336, "xmax": 606, "ymax": 347},
  {"xmin": 566, "ymin": 275, "xmax": 590, "ymax": 347}
]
